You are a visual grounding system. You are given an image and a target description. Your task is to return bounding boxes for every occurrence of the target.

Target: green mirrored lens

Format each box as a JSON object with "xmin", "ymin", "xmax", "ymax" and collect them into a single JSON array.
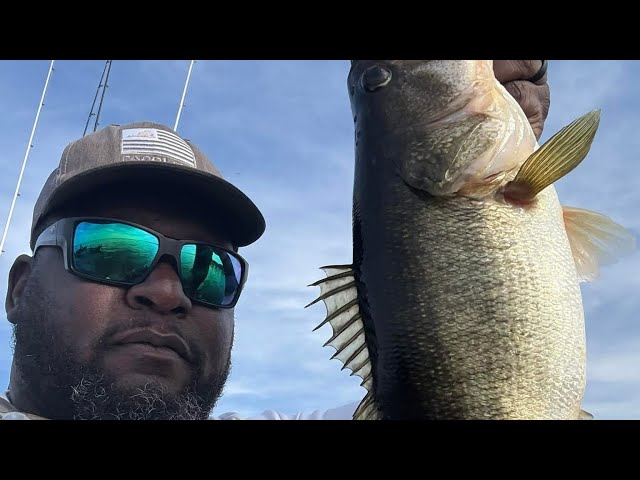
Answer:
[
  {"xmin": 73, "ymin": 222, "xmax": 159, "ymax": 283},
  {"xmin": 180, "ymin": 244, "xmax": 241, "ymax": 306}
]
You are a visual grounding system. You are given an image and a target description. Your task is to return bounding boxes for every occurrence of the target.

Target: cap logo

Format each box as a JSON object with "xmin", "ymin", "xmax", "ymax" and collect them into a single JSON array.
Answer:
[{"xmin": 121, "ymin": 128, "xmax": 196, "ymax": 168}]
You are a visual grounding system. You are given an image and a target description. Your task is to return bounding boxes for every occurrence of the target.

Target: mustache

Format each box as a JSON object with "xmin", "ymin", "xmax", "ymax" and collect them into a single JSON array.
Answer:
[{"xmin": 96, "ymin": 317, "xmax": 204, "ymax": 369}]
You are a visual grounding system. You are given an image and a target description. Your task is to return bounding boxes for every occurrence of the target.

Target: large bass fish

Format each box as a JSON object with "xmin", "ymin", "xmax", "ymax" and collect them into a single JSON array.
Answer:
[{"xmin": 307, "ymin": 60, "xmax": 635, "ymax": 420}]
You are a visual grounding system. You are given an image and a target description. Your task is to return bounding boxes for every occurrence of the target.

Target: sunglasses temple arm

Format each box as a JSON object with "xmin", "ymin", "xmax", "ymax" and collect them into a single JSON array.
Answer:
[{"xmin": 33, "ymin": 226, "xmax": 62, "ymax": 252}]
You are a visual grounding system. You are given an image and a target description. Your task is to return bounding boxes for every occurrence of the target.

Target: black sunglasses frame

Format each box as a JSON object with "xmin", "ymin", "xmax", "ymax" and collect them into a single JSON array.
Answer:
[{"xmin": 33, "ymin": 216, "xmax": 249, "ymax": 309}]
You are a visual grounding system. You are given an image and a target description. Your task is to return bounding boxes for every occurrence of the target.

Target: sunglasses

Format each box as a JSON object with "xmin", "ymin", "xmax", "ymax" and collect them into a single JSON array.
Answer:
[{"xmin": 33, "ymin": 217, "xmax": 248, "ymax": 309}]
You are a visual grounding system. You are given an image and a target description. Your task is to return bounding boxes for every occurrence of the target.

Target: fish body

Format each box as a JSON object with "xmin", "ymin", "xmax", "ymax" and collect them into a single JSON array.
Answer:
[{"xmin": 308, "ymin": 60, "xmax": 635, "ymax": 420}]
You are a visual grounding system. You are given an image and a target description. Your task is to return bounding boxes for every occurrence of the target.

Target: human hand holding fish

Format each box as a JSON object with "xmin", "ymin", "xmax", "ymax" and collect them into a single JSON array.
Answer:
[
  {"xmin": 307, "ymin": 60, "xmax": 636, "ymax": 420},
  {"xmin": 493, "ymin": 60, "xmax": 550, "ymax": 140}
]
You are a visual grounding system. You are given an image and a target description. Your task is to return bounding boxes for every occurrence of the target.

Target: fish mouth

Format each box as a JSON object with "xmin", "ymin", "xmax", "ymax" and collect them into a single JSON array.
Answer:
[{"xmin": 110, "ymin": 329, "xmax": 193, "ymax": 363}]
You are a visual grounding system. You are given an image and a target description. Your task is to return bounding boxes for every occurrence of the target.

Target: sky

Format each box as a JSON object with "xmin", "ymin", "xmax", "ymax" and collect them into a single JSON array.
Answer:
[{"xmin": 0, "ymin": 60, "xmax": 637, "ymax": 420}]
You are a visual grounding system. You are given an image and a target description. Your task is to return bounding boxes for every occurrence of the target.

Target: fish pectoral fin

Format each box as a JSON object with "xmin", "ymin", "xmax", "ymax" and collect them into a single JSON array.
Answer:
[
  {"xmin": 579, "ymin": 409, "xmax": 594, "ymax": 420},
  {"xmin": 306, "ymin": 264, "xmax": 381, "ymax": 420},
  {"xmin": 563, "ymin": 206, "xmax": 636, "ymax": 283},
  {"xmin": 504, "ymin": 110, "xmax": 601, "ymax": 203}
]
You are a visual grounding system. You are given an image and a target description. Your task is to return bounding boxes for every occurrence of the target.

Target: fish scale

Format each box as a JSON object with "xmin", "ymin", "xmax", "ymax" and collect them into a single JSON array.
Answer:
[{"xmin": 359, "ymin": 185, "xmax": 586, "ymax": 419}]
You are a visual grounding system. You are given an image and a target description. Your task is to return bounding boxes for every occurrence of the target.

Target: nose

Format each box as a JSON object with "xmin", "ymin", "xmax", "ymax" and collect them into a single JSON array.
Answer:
[{"xmin": 125, "ymin": 260, "xmax": 192, "ymax": 315}]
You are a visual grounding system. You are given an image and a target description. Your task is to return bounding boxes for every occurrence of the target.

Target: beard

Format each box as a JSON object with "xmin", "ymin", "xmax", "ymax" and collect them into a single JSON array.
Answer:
[
  {"xmin": 11, "ymin": 276, "xmax": 231, "ymax": 420},
  {"xmin": 68, "ymin": 374, "xmax": 216, "ymax": 420}
]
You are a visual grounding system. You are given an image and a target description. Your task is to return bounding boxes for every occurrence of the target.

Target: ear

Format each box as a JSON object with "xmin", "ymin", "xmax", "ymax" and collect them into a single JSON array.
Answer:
[{"xmin": 5, "ymin": 254, "xmax": 33, "ymax": 324}]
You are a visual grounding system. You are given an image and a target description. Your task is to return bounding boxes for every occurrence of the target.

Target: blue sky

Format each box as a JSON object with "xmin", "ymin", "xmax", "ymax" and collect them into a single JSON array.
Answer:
[{"xmin": 0, "ymin": 60, "xmax": 637, "ymax": 420}]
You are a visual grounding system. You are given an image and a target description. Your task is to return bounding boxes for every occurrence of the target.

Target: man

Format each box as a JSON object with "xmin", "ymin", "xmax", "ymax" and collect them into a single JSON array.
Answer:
[{"xmin": 1, "ymin": 60, "xmax": 550, "ymax": 420}]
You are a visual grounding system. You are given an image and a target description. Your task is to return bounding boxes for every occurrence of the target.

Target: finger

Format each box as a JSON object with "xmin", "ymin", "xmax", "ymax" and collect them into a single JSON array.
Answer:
[
  {"xmin": 493, "ymin": 60, "xmax": 547, "ymax": 85},
  {"xmin": 503, "ymin": 80, "xmax": 551, "ymax": 139}
]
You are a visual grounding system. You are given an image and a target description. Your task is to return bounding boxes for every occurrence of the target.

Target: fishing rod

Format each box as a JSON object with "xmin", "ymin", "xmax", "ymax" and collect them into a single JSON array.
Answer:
[
  {"xmin": 0, "ymin": 60, "xmax": 56, "ymax": 255},
  {"xmin": 93, "ymin": 60, "xmax": 112, "ymax": 132},
  {"xmin": 174, "ymin": 60, "xmax": 196, "ymax": 132},
  {"xmin": 83, "ymin": 60, "xmax": 109, "ymax": 137}
]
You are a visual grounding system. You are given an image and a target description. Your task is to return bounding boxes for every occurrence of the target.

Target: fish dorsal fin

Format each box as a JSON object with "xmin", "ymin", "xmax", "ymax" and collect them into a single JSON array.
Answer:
[
  {"xmin": 306, "ymin": 265, "xmax": 381, "ymax": 420},
  {"xmin": 504, "ymin": 110, "xmax": 601, "ymax": 203},
  {"xmin": 563, "ymin": 206, "xmax": 636, "ymax": 283}
]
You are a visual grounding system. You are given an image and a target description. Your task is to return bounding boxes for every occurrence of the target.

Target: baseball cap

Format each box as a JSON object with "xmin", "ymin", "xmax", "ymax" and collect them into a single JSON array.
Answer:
[{"xmin": 30, "ymin": 121, "xmax": 266, "ymax": 249}]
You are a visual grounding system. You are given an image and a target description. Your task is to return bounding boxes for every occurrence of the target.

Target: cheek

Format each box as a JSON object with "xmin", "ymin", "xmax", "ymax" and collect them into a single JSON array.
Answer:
[
  {"xmin": 42, "ymin": 272, "xmax": 124, "ymax": 363},
  {"xmin": 193, "ymin": 308, "xmax": 234, "ymax": 376}
]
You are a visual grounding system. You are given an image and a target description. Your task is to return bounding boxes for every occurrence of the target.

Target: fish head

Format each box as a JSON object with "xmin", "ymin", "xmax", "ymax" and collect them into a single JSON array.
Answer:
[{"xmin": 348, "ymin": 60, "xmax": 538, "ymax": 198}]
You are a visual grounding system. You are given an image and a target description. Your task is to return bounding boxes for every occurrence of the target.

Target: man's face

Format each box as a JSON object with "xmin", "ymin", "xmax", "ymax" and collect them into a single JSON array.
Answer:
[{"xmin": 7, "ymin": 187, "xmax": 236, "ymax": 419}]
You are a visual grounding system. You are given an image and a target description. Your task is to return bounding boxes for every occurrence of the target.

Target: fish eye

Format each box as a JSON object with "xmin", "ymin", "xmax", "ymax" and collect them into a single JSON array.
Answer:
[{"xmin": 361, "ymin": 64, "xmax": 392, "ymax": 92}]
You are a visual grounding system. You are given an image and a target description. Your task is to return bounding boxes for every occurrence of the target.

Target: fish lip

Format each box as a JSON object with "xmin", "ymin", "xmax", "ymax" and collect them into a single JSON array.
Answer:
[{"xmin": 111, "ymin": 329, "xmax": 193, "ymax": 363}]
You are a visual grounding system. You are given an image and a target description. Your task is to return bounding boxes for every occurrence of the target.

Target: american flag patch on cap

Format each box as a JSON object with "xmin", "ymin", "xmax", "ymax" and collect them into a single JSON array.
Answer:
[{"xmin": 121, "ymin": 128, "xmax": 196, "ymax": 167}]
